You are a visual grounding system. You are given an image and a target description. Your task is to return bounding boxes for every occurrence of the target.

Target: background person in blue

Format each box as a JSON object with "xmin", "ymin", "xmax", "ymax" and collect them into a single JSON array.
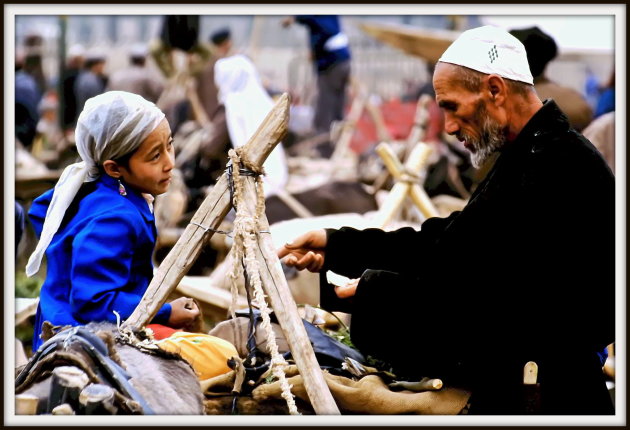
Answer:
[
  {"xmin": 26, "ymin": 91, "xmax": 200, "ymax": 351},
  {"xmin": 282, "ymin": 15, "xmax": 351, "ymax": 152}
]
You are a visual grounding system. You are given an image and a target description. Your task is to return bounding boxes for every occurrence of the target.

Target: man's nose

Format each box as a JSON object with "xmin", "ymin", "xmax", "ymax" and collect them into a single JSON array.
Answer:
[{"xmin": 443, "ymin": 114, "xmax": 460, "ymax": 135}]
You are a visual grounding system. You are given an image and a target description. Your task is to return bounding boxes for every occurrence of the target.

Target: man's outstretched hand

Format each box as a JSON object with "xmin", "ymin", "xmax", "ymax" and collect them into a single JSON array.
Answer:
[{"xmin": 277, "ymin": 229, "xmax": 327, "ymax": 273}]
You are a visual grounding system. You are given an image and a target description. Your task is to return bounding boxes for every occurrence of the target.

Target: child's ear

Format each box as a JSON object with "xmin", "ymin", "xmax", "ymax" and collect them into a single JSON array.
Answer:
[{"xmin": 102, "ymin": 160, "xmax": 122, "ymax": 178}]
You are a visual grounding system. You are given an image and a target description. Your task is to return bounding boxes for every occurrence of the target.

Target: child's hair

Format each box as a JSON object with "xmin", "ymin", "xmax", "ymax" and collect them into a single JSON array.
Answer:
[
  {"xmin": 112, "ymin": 150, "xmax": 134, "ymax": 170},
  {"xmin": 97, "ymin": 149, "xmax": 134, "ymax": 176}
]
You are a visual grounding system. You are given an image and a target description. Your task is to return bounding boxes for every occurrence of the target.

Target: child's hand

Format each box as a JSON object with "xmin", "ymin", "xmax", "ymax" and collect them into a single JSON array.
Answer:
[{"xmin": 168, "ymin": 297, "xmax": 200, "ymax": 328}]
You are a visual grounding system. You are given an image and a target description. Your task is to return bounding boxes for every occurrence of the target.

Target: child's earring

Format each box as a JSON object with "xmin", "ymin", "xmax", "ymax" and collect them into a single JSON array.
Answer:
[{"xmin": 118, "ymin": 178, "xmax": 127, "ymax": 196}]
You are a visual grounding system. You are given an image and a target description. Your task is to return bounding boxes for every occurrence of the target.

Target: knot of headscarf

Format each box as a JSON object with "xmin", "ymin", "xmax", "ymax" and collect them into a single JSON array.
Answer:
[{"xmin": 26, "ymin": 91, "xmax": 165, "ymax": 277}]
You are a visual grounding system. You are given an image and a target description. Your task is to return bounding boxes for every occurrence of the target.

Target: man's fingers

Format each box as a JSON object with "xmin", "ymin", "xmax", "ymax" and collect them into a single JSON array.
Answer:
[
  {"xmin": 277, "ymin": 235, "xmax": 307, "ymax": 258},
  {"xmin": 280, "ymin": 245, "xmax": 324, "ymax": 272},
  {"xmin": 294, "ymin": 251, "xmax": 313, "ymax": 270},
  {"xmin": 306, "ymin": 253, "xmax": 323, "ymax": 272},
  {"xmin": 282, "ymin": 255, "xmax": 298, "ymax": 266},
  {"xmin": 277, "ymin": 246, "xmax": 291, "ymax": 259},
  {"xmin": 293, "ymin": 251, "xmax": 316, "ymax": 271}
]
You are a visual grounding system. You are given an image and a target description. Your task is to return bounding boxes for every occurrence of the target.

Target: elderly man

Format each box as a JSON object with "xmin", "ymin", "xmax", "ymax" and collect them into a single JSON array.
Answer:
[{"xmin": 278, "ymin": 26, "xmax": 614, "ymax": 414}]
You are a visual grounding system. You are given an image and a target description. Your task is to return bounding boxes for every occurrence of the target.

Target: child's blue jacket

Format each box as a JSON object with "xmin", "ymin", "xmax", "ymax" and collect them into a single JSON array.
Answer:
[{"xmin": 28, "ymin": 174, "xmax": 171, "ymax": 350}]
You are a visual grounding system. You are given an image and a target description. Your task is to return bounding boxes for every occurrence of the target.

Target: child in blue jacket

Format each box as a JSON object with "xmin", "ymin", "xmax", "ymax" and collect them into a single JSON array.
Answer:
[{"xmin": 26, "ymin": 91, "xmax": 200, "ymax": 351}]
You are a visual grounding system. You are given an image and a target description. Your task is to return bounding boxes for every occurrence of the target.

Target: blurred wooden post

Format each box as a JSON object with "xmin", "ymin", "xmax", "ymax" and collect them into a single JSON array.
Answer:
[
  {"xmin": 365, "ymin": 97, "xmax": 393, "ymax": 143},
  {"xmin": 330, "ymin": 85, "xmax": 366, "ymax": 165},
  {"xmin": 372, "ymin": 94, "xmax": 432, "ymax": 193},
  {"xmin": 372, "ymin": 142, "xmax": 439, "ymax": 228},
  {"xmin": 405, "ymin": 94, "xmax": 433, "ymax": 156}
]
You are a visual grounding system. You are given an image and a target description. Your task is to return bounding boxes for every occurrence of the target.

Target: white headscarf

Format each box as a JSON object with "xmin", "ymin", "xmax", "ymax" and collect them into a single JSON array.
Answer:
[
  {"xmin": 214, "ymin": 55, "xmax": 288, "ymax": 197},
  {"xmin": 26, "ymin": 91, "xmax": 165, "ymax": 277}
]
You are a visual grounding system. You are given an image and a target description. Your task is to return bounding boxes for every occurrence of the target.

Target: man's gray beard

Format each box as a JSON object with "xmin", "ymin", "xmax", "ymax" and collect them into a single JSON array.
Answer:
[{"xmin": 463, "ymin": 116, "xmax": 506, "ymax": 169}]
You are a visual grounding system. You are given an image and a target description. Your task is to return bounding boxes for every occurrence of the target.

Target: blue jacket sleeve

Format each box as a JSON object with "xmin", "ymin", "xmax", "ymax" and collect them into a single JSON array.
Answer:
[
  {"xmin": 70, "ymin": 212, "xmax": 171, "ymax": 325},
  {"xmin": 28, "ymin": 188, "xmax": 55, "ymax": 238}
]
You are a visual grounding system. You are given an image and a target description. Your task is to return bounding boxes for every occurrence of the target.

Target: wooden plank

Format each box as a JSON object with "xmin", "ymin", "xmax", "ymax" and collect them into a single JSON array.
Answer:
[{"xmin": 176, "ymin": 276, "xmax": 248, "ymax": 312}]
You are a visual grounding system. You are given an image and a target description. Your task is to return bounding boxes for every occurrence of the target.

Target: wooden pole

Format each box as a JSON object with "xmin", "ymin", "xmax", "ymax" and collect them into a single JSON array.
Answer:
[
  {"xmin": 122, "ymin": 93, "xmax": 340, "ymax": 414},
  {"xmin": 371, "ymin": 93, "xmax": 432, "ymax": 193},
  {"xmin": 371, "ymin": 142, "xmax": 438, "ymax": 228},
  {"xmin": 400, "ymin": 143, "xmax": 440, "ymax": 219},
  {"xmin": 365, "ymin": 98, "xmax": 392, "ymax": 143},
  {"xmin": 123, "ymin": 93, "xmax": 290, "ymax": 332},
  {"xmin": 372, "ymin": 180, "xmax": 410, "ymax": 228},
  {"xmin": 375, "ymin": 143, "xmax": 405, "ymax": 181},
  {"xmin": 408, "ymin": 182, "xmax": 440, "ymax": 219},
  {"xmin": 330, "ymin": 87, "xmax": 366, "ymax": 165},
  {"xmin": 274, "ymin": 188, "xmax": 314, "ymax": 218},
  {"xmin": 238, "ymin": 172, "xmax": 340, "ymax": 414},
  {"xmin": 405, "ymin": 94, "xmax": 432, "ymax": 154}
]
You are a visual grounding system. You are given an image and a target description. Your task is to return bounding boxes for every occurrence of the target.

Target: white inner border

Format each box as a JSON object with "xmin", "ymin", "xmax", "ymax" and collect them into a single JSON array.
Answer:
[{"xmin": 5, "ymin": 3, "xmax": 626, "ymax": 427}]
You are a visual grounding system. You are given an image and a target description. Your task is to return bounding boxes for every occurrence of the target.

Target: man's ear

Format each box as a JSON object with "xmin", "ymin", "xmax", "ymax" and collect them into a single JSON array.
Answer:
[
  {"xmin": 102, "ymin": 160, "xmax": 122, "ymax": 179},
  {"xmin": 486, "ymin": 74, "xmax": 507, "ymax": 106}
]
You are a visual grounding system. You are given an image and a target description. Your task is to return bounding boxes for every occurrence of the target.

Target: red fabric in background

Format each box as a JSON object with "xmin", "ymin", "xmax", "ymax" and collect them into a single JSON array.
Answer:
[{"xmin": 349, "ymin": 98, "xmax": 444, "ymax": 154}]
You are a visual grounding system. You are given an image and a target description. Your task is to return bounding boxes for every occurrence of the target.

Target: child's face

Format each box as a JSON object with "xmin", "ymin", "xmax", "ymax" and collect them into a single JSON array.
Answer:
[{"xmin": 119, "ymin": 119, "xmax": 174, "ymax": 196}]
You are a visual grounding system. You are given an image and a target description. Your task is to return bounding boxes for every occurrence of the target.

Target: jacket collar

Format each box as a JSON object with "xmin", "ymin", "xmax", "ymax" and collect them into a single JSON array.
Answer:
[
  {"xmin": 98, "ymin": 174, "xmax": 155, "ymax": 222},
  {"xmin": 503, "ymin": 99, "xmax": 571, "ymax": 155},
  {"xmin": 468, "ymin": 100, "xmax": 571, "ymax": 203}
]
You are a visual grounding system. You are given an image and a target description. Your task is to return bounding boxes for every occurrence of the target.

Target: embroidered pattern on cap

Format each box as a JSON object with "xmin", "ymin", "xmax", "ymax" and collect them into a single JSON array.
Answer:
[{"xmin": 488, "ymin": 45, "xmax": 498, "ymax": 63}]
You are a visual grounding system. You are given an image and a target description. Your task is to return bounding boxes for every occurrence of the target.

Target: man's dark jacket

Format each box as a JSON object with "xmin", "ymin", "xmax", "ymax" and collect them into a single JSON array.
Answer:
[{"xmin": 321, "ymin": 100, "xmax": 615, "ymax": 414}]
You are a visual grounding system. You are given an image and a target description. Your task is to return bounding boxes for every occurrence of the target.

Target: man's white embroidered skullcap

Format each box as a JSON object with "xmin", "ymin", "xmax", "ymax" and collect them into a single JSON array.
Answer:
[
  {"xmin": 26, "ymin": 91, "xmax": 165, "ymax": 276},
  {"xmin": 438, "ymin": 25, "xmax": 534, "ymax": 85}
]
